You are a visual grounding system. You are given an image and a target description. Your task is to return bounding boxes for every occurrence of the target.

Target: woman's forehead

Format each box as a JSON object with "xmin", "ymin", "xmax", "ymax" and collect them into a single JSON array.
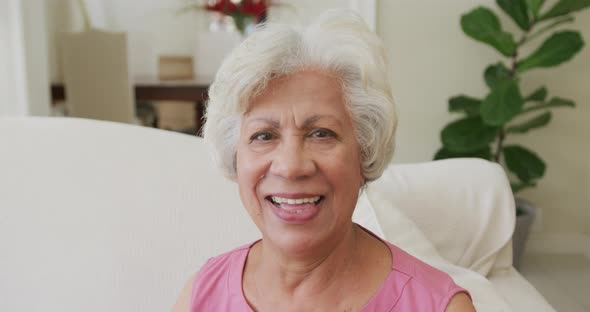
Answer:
[
  {"xmin": 246, "ymin": 72, "xmax": 345, "ymax": 109},
  {"xmin": 243, "ymin": 114, "xmax": 344, "ymax": 129},
  {"xmin": 239, "ymin": 70, "xmax": 353, "ymax": 131}
]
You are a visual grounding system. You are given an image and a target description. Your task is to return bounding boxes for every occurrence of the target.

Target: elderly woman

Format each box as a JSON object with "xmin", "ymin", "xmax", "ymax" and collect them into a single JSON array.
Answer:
[{"xmin": 174, "ymin": 10, "xmax": 474, "ymax": 312}]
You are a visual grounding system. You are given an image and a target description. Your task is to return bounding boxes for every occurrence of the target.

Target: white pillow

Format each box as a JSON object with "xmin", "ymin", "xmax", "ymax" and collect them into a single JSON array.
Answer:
[
  {"xmin": 367, "ymin": 159, "xmax": 515, "ymax": 275},
  {"xmin": 353, "ymin": 191, "xmax": 386, "ymax": 237},
  {"xmin": 359, "ymin": 190, "xmax": 512, "ymax": 311}
]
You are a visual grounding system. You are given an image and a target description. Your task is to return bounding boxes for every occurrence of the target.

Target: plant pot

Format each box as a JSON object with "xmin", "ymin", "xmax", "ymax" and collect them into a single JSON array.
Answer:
[{"xmin": 512, "ymin": 198, "xmax": 537, "ymax": 269}]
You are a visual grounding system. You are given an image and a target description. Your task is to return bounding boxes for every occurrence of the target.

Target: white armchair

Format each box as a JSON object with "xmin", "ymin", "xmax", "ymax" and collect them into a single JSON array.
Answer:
[{"xmin": 0, "ymin": 117, "xmax": 554, "ymax": 311}]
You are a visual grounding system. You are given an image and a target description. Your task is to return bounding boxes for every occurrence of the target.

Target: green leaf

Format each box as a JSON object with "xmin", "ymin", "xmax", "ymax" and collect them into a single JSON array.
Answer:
[
  {"xmin": 539, "ymin": 0, "xmax": 590, "ymax": 20},
  {"xmin": 526, "ymin": 0, "xmax": 546, "ymax": 17},
  {"xmin": 525, "ymin": 86, "xmax": 548, "ymax": 101},
  {"xmin": 546, "ymin": 97, "xmax": 576, "ymax": 107},
  {"xmin": 484, "ymin": 63, "xmax": 512, "ymax": 89},
  {"xmin": 434, "ymin": 146, "xmax": 492, "ymax": 160},
  {"xmin": 511, "ymin": 181, "xmax": 537, "ymax": 193},
  {"xmin": 503, "ymin": 145, "xmax": 546, "ymax": 182},
  {"xmin": 506, "ymin": 111, "xmax": 552, "ymax": 134},
  {"xmin": 522, "ymin": 16, "xmax": 575, "ymax": 46},
  {"xmin": 481, "ymin": 79, "xmax": 524, "ymax": 126},
  {"xmin": 441, "ymin": 117, "xmax": 499, "ymax": 153},
  {"xmin": 517, "ymin": 31, "xmax": 584, "ymax": 72},
  {"xmin": 497, "ymin": 0, "xmax": 531, "ymax": 30},
  {"xmin": 461, "ymin": 7, "xmax": 517, "ymax": 57},
  {"xmin": 449, "ymin": 96, "xmax": 482, "ymax": 116},
  {"xmin": 521, "ymin": 96, "xmax": 576, "ymax": 113}
]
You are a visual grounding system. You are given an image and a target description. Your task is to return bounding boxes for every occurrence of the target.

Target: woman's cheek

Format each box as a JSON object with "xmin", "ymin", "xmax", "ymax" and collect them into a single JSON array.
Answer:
[{"xmin": 238, "ymin": 152, "xmax": 266, "ymax": 211}]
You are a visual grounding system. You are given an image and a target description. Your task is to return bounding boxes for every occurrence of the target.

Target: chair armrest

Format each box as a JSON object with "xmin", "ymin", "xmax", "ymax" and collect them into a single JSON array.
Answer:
[{"xmin": 487, "ymin": 267, "xmax": 555, "ymax": 312}]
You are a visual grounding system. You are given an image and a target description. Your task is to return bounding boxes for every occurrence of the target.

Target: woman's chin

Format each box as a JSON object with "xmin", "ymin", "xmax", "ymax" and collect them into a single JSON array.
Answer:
[
  {"xmin": 267, "ymin": 231, "xmax": 324, "ymax": 256},
  {"xmin": 261, "ymin": 213, "xmax": 327, "ymax": 254}
]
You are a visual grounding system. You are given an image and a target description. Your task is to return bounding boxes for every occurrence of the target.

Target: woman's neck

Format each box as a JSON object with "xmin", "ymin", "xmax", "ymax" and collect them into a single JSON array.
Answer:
[{"xmin": 250, "ymin": 223, "xmax": 364, "ymax": 299}]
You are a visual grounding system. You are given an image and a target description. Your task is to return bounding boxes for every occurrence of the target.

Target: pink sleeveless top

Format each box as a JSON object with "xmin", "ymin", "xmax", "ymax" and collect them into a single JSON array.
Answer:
[{"xmin": 191, "ymin": 230, "xmax": 470, "ymax": 311}]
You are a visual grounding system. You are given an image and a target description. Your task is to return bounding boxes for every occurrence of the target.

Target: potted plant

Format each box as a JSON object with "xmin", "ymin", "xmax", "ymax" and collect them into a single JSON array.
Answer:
[{"xmin": 434, "ymin": 0, "xmax": 589, "ymax": 269}]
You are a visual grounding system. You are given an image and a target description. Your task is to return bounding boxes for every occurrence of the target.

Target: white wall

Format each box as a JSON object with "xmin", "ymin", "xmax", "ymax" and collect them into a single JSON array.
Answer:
[
  {"xmin": 0, "ymin": 0, "xmax": 51, "ymax": 117},
  {"xmin": 46, "ymin": 0, "xmax": 102, "ymax": 82},
  {"xmin": 22, "ymin": 0, "xmax": 51, "ymax": 116},
  {"xmin": 0, "ymin": 0, "xmax": 28, "ymax": 116},
  {"xmin": 377, "ymin": 0, "xmax": 590, "ymax": 237},
  {"xmin": 45, "ymin": 0, "xmax": 352, "ymax": 81}
]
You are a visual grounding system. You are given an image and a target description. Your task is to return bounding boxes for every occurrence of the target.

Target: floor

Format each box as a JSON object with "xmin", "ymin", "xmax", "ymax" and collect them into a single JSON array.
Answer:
[{"xmin": 520, "ymin": 253, "xmax": 590, "ymax": 312}]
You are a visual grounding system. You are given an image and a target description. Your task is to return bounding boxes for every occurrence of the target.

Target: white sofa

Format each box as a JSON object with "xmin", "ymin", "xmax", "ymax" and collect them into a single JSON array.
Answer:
[{"xmin": 0, "ymin": 117, "xmax": 554, "ymax": 311}]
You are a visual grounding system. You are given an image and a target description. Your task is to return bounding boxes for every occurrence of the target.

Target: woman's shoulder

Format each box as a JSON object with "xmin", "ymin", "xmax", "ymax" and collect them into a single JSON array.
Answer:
[
  {"xmin": 197, "ymin": 243, "xmax": 252, "ymax": 275},
  {"xmin": 193, "ymin": 242, "xmax": 253, "ymax": 282},
  {"xmin": 359, "ymin": 225, "xmax": 461, "ymax": 297},
  {"xmin": 173, "ymin": 243, "xmax": 254, "ymax": 312},
  {"xmin": 382, "ymin": 241, "xmax": 470, "ymax": 310},
  {"xmin": 390, "ymin": 243, "xmax": 457, "ymax": 291},
  {"xmin": 190, "ymin": 242, "xmax": 254, "ymax": 306}
]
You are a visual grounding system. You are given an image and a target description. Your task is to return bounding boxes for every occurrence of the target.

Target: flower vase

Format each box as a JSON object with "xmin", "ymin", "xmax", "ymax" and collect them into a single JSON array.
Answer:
[
  {"xmin": 208, "ymin": 12, "xmax": 237, "ymax": 33},
  {"xmin": 193, "ymin": 13, "xmax": 243, "ymax": 78}
]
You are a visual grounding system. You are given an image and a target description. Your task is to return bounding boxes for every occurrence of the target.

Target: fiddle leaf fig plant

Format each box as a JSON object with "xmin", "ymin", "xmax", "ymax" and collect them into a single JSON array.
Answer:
[{"xmin": 435, "ymin": 0, "xmax": 588, "ymax": 194}]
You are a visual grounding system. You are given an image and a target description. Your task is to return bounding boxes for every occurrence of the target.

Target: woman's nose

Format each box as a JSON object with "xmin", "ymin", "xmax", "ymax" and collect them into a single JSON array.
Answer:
[{"xmin": 269, "ymin": 136, "xmax": 316, "ymax": 180}]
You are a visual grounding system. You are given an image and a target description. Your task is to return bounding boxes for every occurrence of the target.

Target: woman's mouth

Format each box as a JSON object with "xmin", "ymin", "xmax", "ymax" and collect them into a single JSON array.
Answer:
[{"xmin": 266, "ymin": 195, "xmax": 324, "ymax": 222}]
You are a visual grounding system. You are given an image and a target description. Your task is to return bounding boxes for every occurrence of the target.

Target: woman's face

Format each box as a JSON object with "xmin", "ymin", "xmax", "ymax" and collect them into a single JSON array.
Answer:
[{"xmin": 236, "ymin": 70, "xmax": 364, "ymax": 255}]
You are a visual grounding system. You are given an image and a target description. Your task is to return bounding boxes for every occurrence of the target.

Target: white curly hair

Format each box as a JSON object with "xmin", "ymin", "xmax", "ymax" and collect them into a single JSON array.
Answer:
[{"xmin": 203, "ymin": 9, "xmax": 397, "ymax": 183}]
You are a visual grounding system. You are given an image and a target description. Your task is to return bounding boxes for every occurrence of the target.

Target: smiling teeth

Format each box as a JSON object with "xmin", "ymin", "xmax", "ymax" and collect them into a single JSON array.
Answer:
[{"xmin": 271, "ymin": 196, "xmax": 320, "ymax": 205}]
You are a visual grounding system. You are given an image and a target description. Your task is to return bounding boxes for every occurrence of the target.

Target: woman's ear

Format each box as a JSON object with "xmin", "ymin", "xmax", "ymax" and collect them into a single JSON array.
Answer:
[{"xmin": 359, "ymin": 174, "xmax": 367, "ymax": 190}]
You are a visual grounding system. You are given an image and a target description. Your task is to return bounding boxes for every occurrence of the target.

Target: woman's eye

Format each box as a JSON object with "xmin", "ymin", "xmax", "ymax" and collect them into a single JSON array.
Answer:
[
  {"xmin": 310, "ymin": 129, "xmax": 333, "ymax": 138},
  {"xmin": 251, "ymin": 132, "xmax": 273, "ymax": 141}
]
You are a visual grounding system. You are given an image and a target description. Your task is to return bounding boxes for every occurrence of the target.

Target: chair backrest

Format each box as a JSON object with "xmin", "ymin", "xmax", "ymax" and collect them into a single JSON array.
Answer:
[
  {"xmin": 61, "ymin": 30, "xmax": 135, "ymax": 123},
  {"xmin": 0, "ymin": 117, "xmax": 253, "ymax": 311},
  {"xmin": 0, "ymin": 117, "xmax": 514, "ymax": 311}
]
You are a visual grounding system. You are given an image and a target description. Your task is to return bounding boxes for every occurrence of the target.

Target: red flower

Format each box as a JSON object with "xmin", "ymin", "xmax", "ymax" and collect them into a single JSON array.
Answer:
[
  {"xmin": 206, "ymin": 0, "xmax": 238, "ymax": 14},
  {"xmin": 205, "ymin": 0, "xmax": 268, "ymax": 18},
  {"xmin": 240, "ymin": 0, "xmax": 268, "ymax": 17}
]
